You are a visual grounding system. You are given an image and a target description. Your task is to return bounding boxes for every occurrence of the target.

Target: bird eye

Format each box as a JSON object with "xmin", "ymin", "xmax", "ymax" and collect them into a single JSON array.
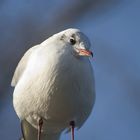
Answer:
[{"xmin": 70, "ymin": 38, "xmax": 76, "ymax": 45}]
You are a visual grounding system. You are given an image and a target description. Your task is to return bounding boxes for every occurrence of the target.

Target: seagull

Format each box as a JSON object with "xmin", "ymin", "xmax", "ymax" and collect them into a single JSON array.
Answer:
[{"xmin": 11, "ymin": 28, "xmax": 96, "ymax": 140}]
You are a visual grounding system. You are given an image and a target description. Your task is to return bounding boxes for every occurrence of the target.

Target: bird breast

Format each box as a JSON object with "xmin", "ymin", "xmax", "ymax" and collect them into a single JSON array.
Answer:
[{"xmin": 13, "ymin": 47, "xmax": 95, "ymax": 131}]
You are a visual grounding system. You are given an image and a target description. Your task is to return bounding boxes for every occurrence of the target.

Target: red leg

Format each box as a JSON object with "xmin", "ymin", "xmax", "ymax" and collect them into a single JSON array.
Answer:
[
  {"xmin": 70, "ymin": 121, "xmax": 75, "ymax": 140},
  {"xmin": 38, "ymin": 118, "xmax": 43, "ymax": 140}
]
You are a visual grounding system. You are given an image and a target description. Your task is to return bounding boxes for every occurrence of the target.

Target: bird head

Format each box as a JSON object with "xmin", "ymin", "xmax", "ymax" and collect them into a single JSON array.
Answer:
[{"xmin": 57, "ymin": 28, "xmax": 93, "ymax": 58}]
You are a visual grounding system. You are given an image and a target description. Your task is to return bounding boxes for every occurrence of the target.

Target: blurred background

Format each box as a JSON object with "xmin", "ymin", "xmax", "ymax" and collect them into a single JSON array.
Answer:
[{"xmin": 0, "ymin": 0, "xmax": 140, "ymax": 140}]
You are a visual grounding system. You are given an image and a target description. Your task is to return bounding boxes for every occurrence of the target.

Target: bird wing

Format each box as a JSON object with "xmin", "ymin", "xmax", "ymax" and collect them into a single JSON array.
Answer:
[
  {"xmin": 20, "ymin": 119, "xmax": 61, "ymax": 140},
  {"xmin": 20, "ymin": 119, "xmax": 38, "ymax": 140},
  {"xmin": 11, "ymin": 45, "xmax": 39, "ymax": 87}
]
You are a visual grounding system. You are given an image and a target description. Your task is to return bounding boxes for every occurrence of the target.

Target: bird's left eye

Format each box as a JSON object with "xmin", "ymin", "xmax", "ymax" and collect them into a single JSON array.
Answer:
[{"xmin": 70, "ymin": 38, "xmax": 76, "ymax": 45}]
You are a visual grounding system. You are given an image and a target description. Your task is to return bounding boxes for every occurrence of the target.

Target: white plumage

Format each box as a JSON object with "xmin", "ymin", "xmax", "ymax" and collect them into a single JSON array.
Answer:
[{"xmin": 12, "ymin": 28, "xmax": 95, "ymax": 140}]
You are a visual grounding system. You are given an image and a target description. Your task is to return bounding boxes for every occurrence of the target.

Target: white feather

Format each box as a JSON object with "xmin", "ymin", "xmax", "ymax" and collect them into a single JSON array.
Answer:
[{"xmin": 12, "ymin": 28, "xmax": 95, "ymax": 140}]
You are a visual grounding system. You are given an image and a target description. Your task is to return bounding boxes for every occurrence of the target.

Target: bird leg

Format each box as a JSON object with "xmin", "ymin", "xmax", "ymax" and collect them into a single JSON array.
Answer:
[
  {"xmin": 70, "ymin": 121, "xmax": 75, "ymax": 140},
  {"xmin": 38, "ymin": 118, "xmax": 43, "ymax": 140}
]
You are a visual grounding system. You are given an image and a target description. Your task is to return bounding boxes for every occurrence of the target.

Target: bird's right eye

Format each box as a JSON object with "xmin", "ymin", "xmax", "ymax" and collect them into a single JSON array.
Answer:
[{"xmin": 70, "ymin": 38, "xmax": 76, "ymax": 45}]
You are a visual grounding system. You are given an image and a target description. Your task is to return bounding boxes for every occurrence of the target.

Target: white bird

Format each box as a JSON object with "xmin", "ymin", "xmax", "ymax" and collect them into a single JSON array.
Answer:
[{"xmin": 11, "ymin": 28, "xmax": 95, "ymax": 140}]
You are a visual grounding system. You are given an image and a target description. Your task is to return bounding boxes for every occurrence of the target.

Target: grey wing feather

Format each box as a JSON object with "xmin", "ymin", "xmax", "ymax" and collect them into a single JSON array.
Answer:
[
  {"xmin": 20, "ymin": 119, "xmax": 61, "ymax": 140},
  {"xmin": 11, "ymin": 45, "xmax": 39, "ymax": 87},
  {"xmin": 21, "ymin": 119, "xmax": 38, "ymax": 140}
]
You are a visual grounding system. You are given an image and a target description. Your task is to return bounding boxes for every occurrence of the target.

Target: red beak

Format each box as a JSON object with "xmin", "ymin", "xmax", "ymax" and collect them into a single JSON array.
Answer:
[{"xmin": 78, "ymin": 49, "xmax": 93, "ymax": 57}]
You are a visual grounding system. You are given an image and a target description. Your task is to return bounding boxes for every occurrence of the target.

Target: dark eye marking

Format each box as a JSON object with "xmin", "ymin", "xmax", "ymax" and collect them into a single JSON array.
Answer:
[
  {"xmin": 60, "ymin": 33, "xmax": 76, "ymax": 45},
  {"xmin": 69, "ymin": 34, "xmax": 76, "ymax": 45},
  {"xmin": 60, "ymin": 34, "xmax": 66, "ymax": 40},
  {"xmin": 70, "ymin": 38, "xmax": 76, "ymax": 45}
]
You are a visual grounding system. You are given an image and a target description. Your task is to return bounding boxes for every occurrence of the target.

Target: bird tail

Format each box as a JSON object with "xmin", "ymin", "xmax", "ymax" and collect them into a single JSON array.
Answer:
[{"xmin": 20, "ymin": 120, "xmax": 61, "ymax": 140}]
